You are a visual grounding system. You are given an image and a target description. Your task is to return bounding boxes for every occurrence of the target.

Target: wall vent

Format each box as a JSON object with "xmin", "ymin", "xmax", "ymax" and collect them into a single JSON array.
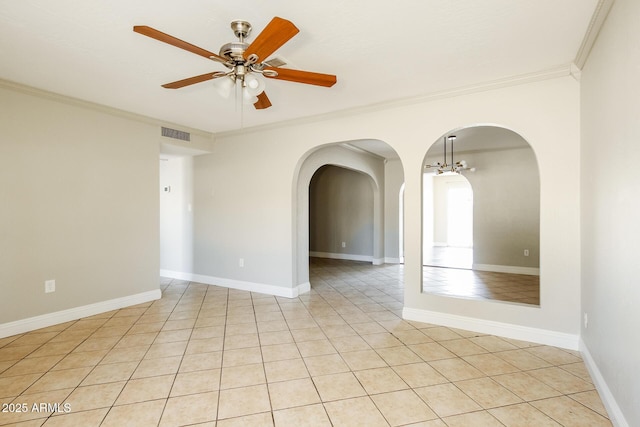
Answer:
[{"xmin": 161, "ymin": 127, "xmax": 190, "ymax": 142}]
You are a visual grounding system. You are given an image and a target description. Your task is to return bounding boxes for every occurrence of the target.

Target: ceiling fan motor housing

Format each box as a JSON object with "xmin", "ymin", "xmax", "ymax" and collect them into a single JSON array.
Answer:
[{"xmin": 219, "ymin": 41, "xmax": 249, "ymax": 61}]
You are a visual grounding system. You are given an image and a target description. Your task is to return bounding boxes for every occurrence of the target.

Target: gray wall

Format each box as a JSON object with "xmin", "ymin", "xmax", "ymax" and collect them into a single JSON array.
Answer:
[
  {"xmin": 468, "ymin": 147, "xmax": 540, "ymax": 269},
  {"xmin": 309, "ymin": 165, "xmax": 374, "ymax": 257},
  {"xmin": 384, "ymin": 159, "xmax": 405, "ymax": 262},
  {"xmin": 424, "ymin": 145, "xmax": 540, "ymax": 269},
  {"xmin": 581, "ymin": 0, "xmax": 640, "ymax": 424},
  {"xmin": 0, "ymin": 85, "xmax": 160, "ymax": 324},
  {"xmin": 192, "ymin": 142, "xmax": 299, "ymax": 287}
]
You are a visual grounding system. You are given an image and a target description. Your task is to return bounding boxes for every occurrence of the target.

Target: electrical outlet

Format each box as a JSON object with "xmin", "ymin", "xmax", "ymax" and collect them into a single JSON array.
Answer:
[
  {"xmin": 524, "ymin": 249, "xmax": 529, "ymax": 256},
  {"xmin": 239, "ymin": 258, "xmax": 244, "ymax": 267},
  {"xmin": 341, "ymin": 242, "xmax": 346, "ymax": 248},
  {"xmin": 44, "ymin": 280, "xmax": 56, "ymax": 293}
]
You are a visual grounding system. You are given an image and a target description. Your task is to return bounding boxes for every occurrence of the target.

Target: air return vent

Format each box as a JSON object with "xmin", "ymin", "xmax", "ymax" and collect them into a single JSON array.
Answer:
[
  {"xmin": 264, "ymin": 57, "xmax": 286, "ymax": 68},
  {"xmin": 161, "ymin": 127, "xmax": 190, "ymax": 142}
]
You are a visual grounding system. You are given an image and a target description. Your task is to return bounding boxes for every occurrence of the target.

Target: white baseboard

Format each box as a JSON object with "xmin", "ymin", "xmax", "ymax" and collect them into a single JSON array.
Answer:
[
  {"xmin": 0, "ymin": 289, "xmax": 162, "ymax": 339},
  {"xmin": 296, "ymin": 281, "xmax": 311, "ymax": 295},
  {"xmin": 384, "ymin": 257, "xmax": 401, "ymax": 264},
  {"xmin": 309, "ymin": 251, "xmax": 373, "ymax": 263},
  {"xmin": 402, "ymin": 307, "xmax": 579, "ymax": 350},
  {"xmin": 473, "ymin": 263, "xmax": 540, "ymax": 276},
  {"xmin": 160, "ymin": 270, "xmax": 309, "ymax": 298},
  {"xmin": 580, "ymin": 338, "xmax": 629, "ymax": 427}
]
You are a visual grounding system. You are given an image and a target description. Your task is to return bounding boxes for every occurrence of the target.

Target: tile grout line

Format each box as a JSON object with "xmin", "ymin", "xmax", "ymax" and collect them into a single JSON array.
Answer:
[{"xmin": 0, "ymin": 259, "xmax": 612, "ymax": 426}]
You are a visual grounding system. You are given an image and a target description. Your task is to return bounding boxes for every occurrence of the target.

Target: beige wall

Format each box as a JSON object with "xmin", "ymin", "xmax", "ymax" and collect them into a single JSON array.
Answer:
[
  {"xmin": 580, "ymin": 0, "xmax": 640, "ymax": 424},
  {"xmin": 211, "ymin": 74, "xmax": 581, "ymax": 341},
  {"xmin": 1, "ymin": 72, "xmax": 582, "ymax": 347},
  {"xmin": 0, "ymin": 85, "xmax": 161, "ymax": 325}
]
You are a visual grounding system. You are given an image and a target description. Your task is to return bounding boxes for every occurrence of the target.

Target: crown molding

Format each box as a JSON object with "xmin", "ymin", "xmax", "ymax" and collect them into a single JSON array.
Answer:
[
  {"xmin": 574, "ymin": 0, "xmax": 615, "ymax": 69},
  {"xmin": 2, "ymin": 60, "xmax": 575, "ymax": 143},
  {"xmin": 215, "ymin": 65, "xmax": 573, "ymax": 139},
  {"xmin": 339, "ymin": 142, "xmax": 386, "ymax": 161},
  {"xmin": 0, "ymin": 78, "xmax": 214, "ymax": 139}
]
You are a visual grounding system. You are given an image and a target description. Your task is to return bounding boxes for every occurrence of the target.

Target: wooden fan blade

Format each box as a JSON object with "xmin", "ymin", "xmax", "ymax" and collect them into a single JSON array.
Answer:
[
  {"xmin": 162, "ymin": 72, "xmax": 216, "ymax": 89},
  {"xmin": 253, "ymin": 91, "xmax": 272, "ymax": 109},
  {"xmin": 264, "ymin": 67, "xmax": 337, "ymax": 87},
  {"xmin": 243, "ymin": 17, "xmax": 299, "ymax": 62},
  {"xmin": 133, "ymin": 25, "xmax": 227, "ymax": 62}
]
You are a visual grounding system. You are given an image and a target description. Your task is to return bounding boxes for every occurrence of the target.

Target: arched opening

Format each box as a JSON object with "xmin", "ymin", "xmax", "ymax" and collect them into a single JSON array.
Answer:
[
  {"xmin": 422, "ymin": 126, "xmax": 540, "ymax": 306},
  {"xmin": 292, "ymin": 140, "xmax": 404, "ymax": 294}
]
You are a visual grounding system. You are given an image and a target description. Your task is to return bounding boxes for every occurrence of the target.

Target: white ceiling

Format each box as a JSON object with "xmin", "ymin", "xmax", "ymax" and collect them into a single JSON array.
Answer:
[{"xmin": 0, "ymin": 0, "xmax": 598, "ymax": 135}]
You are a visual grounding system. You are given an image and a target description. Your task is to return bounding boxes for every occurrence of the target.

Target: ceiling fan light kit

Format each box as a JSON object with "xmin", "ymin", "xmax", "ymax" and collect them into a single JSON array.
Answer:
[{"xmin": 133, "ymin": 17, "xmax": 337, "ymax": 110}]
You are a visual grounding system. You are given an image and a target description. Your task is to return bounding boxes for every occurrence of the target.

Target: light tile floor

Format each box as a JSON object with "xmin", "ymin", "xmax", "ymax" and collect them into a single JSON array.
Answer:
[
  {"xmin": 422, "ymin": 267, "xmax": 540, "ymax": 306},
  {"xmin": 423, "ymin": 246, "xmax": 540, "ymax": 305},
  {"xmin": 0, "ymin": 258, "xmax": 608, "ymax": 426},
  {"xmin": 423, "ymin": 246, "xmax": 473, "ymax": 270}
]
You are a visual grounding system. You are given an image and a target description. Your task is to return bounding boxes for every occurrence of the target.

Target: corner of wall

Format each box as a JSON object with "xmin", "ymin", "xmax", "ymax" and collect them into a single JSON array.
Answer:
[{"xmin": 580, "ymin": 337, "xmax": 630, "ymax": 427}]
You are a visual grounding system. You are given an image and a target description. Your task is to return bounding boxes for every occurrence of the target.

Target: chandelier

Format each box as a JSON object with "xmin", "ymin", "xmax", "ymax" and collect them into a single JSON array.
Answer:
[{"xmin": 424, "ymin": 135, "xmax": 473, "ymax": 174}]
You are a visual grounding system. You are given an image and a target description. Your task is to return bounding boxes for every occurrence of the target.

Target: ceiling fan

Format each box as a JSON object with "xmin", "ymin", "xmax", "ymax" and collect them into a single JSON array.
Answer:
[{"xmin": 133, "ymin": 17, "xmax": 337, "ymax": 110}]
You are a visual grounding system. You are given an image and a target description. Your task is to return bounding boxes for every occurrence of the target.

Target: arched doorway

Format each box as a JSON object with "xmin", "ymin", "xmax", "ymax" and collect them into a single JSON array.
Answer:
[
  {"xmin": 421, "ymin": 126, "xmax": 541, "ymax": 305},
  {"xmin": 292, "ymin": 141, "xmax": 403, "ymax": 290}
]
